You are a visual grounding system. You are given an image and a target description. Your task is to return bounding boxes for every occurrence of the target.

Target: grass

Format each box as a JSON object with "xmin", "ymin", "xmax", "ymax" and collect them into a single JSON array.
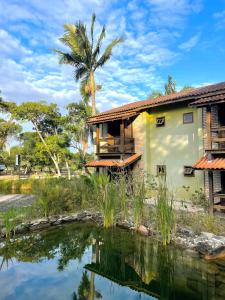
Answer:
[
  {"xmin": 154, "ymin": 177, "xmax": 176, "ymax": 246},
  {"xmin": 0, "ymin": 173, "xmax": 223, "ymax": 243}
]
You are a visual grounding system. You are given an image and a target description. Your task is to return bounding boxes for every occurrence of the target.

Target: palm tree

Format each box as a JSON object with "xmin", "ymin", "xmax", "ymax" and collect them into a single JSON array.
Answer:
[{"xmin": 55, "ymin": 14, "xmax": 124, "ymax": 115}]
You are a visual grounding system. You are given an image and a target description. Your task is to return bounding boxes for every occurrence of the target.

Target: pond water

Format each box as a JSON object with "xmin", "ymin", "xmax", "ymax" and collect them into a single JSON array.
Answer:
[{"xmin": 0, "ymin": 223, "xmax": 225, "ymax": 300}]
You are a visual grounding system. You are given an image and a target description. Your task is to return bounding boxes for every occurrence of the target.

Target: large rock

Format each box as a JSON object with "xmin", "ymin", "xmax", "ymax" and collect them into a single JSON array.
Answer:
[
  {"xmin": 204, "ymin": 246, "xmax": 225, "ymax": 261},
  {"xmin": 138, "ymin": 225, "xmax": 149, "ymax": 236},
  {"xmin": 30, "ymin": 218, "xmax": 50, "ymax": 231}
]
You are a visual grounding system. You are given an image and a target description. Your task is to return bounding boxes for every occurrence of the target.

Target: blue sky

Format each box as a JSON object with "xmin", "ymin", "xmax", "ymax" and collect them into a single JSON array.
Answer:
[{"xmin": 0, "ymin": 0, "xmax": 225, "ymax": 112}]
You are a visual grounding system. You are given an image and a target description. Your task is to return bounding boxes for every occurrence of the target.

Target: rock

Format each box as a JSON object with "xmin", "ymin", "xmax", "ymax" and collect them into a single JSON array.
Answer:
[
  {"xmin": 201, "ymin": 232, "xmax": 215, "ymax": 240},
  {"xmin": 183, "ymin": 249, "xmax": 200, "ymax": 258},
  {"xmin": 195, "ymin": 241, "xmax": 212, "ymax": 254},
  {"xmin": 1, "ymin": 228, "xmax": 6, "ymax": 238},
  {"xmin": 177, "ymin": 226, "xmax": 194, "ymax": 238},
  {"xmin": 30, "ymin": 218, "xmax": 50, "ymax": 231},
  {"xmin": 15, "ymin": 223, "xmax": 30, "ymax": 234},
  {"xmin": 138, "ymin": 225, "xmax": 149, "ymax": 236},
  {"xmin": 204, "ymin": 246, "xmax": 225, "ymax": 261}
]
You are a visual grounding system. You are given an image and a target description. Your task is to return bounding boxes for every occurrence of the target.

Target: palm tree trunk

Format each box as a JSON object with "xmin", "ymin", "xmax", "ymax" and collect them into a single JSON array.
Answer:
[{"xmin": 90, "ymin": 70, "xmax": 96, "ymax": 115}]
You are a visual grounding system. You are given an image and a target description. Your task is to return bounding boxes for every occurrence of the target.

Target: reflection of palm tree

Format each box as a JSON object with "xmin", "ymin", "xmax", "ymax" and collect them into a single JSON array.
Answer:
[{"xmin": 72, "ymin": 271, "xmax": 102, "ymax": 300}]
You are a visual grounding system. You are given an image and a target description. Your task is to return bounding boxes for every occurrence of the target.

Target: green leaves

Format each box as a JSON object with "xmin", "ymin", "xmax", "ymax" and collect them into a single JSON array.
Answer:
[{"xmin": 55, "ymin": 13, "xmax": 124, "ymax": 114}]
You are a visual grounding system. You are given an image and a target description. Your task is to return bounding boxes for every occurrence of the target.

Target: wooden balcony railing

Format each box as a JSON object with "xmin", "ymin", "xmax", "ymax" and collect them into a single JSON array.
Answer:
[
  {"xmin": 210, "ymin": 126, "xmax": 225, "ymax": 150},
  {"xmin": 97, "ymin": 137, "xmax": 135, "ymax": 154}
]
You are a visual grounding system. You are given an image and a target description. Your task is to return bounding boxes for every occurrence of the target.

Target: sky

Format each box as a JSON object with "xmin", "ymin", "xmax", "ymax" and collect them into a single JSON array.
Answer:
[{"xmin": 1, "ymin": 0, "xmax": 225, "ymax": 113}]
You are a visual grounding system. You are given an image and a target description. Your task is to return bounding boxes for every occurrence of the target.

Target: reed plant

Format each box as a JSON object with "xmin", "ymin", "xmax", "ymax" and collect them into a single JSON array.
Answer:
[
  {"xmin": 91, "ymin": 174, "xmax": 118, "ymax": 228},
  {"xmin": 1, "ymin": 208, "xmax": 18, "ymax": 238},
  {"xmin": 130, "ymin": 172, "xmax": 146, "ymax": 229},
  {"xmin": 155, "ymin": 177, "xmax": 176, "ymax": 246}
]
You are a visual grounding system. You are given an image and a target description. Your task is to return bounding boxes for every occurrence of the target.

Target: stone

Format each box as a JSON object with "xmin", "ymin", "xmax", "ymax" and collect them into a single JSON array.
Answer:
[
  {"xmin": 138, "ymin": 225, "xmax": 149, "ymax": 236},
  {"xmin": 195, "ymin": 241, "xmax": 212, "ymax": 254},
  {"xmin": 204, "ymin": 246, "xmax": 225, "ymax": 261},
  {"xmin": 200, "ymin": 232, "xmax": 215, "ymax": 240},
  {"xmin": 30, "ymin": 218, "xmax": 50, "ymax": 231},
  {"xmin": 15, "ymin": 223, "xmax": 30, "ymax": 234}
]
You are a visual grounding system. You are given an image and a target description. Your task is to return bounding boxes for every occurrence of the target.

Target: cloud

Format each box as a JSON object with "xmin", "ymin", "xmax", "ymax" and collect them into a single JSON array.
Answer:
[
  {"xmin": 213, "ymin": 9, "xmax": 225, "ymax": 29},
  {"xmin": 179, "ymin": 33, "xmax": 200, "ymax": 51},
  {"xmin": 0, "ymin": 0, "xmax": 204, "ymax": 113}
]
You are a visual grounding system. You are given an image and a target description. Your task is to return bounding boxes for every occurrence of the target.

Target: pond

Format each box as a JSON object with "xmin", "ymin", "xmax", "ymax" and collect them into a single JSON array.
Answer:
[{"xmin": 0, "ymin": 223, "xmax": 225, "ymax": 300}]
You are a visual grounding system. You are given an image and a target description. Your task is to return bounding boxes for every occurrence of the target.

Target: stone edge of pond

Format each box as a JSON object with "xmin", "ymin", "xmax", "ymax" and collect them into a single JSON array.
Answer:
[{"xmin": 1, "ymin": 212, "xmax": 225, "ymax": 261}]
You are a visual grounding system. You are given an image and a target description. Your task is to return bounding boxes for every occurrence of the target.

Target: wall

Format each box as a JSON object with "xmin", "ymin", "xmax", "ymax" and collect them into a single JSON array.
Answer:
[
  {"xmin": 135, "ymin": 105, "xmax": 205, "ymax": 200},
  {"xmin": 132, "ymin": 112, "xmax": 148, "ymax": 172}
]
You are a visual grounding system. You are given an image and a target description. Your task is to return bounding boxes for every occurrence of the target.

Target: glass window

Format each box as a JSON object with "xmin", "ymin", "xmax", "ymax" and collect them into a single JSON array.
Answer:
[
  {"xmin": 156, "ymin": 117, "xmax": 165, "ymax": 127},
  {"xmin": 183, "ymin": 112, "xmax": 193, "ymax": 124},
  {"xmin": 184, "ymin": 166, "xmax": 195, "ymax": 176},
  {"xmin": 157, "ymin": 165, "xmax": 166, "ymax": 176},
  {"xmin": 100, "ymin": 123, "xmax": 108, "ymax": 138}
]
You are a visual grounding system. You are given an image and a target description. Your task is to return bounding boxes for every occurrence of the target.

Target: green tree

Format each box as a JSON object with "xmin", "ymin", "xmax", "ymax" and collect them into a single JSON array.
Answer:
[
  {"xmin": 64, "ymin": 101, "xmax": 91, "ymax": 167},
  {"xmin": 148, "ymin": 90, "xmax": 163, "ymax": 99},
  {"xmin": 55, "ymin": 13, "xmax": 123, "ymax": 115},
  {"xmin": 164, "ymin": 75, "xmax": 176, "ymax": 95},
  {"xmin": 0, "ymin": 118, "xmax": 21, "ymax": 151},
  {"xmin": 11, "ymin": 101, "xmax": 67, "ymax": 176}
]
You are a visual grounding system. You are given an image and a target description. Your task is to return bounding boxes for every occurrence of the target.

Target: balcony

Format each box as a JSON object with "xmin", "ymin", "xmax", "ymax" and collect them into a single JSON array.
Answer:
[
  {"xmin": 207, "ymin": 127, "xmax": 225, "ymax": 153},
  {"xmin": 97, "ymin": 137, "xmax": 135, "ymax": 155}
]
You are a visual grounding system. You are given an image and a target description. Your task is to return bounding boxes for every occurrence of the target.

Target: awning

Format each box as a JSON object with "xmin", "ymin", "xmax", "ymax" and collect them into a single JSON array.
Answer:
[
  {"xmin": 86, "ymin": 153, "xmax": 142, "ymax": 168},
  {"xmin": 193, "ymin": 156, "xmax": 225, "ymax": 170},
  {"xmin": 87, "ymin": 111, "xmax": 139, "ymax": 124}
]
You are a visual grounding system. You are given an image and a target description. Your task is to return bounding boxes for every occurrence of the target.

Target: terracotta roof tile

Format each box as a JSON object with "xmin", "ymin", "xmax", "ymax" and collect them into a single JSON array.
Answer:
[
  {"xmin": 88, "ymin": 81, "xmax": 225, "ymax": 124},
  {"xmin": 86, "ymin": 153, "xmax": 142, "ymax": 168},
  {"xmin": 193, "ymin": 156, "xmax": 225, "ymax": 170},
  {"xmin": 190, "ymin": 93, "xmax": 225, "ymax": 106}
]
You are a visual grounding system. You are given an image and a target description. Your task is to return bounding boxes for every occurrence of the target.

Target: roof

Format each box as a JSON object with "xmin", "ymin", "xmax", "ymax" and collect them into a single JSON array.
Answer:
[
  {"xmin": 190, "ymin": 93, "xmax": 225, "ymax": 107},
  {"xmin": 193, "ymin": 156, "xmax": 225, "ymax": 170},
  {"xmin": 88, "ymin": 81, "xmax": 225, "ymax": 124},
  {"xmin": 85, "ymin": 153, "xmax": 141, "ymax": 168}
]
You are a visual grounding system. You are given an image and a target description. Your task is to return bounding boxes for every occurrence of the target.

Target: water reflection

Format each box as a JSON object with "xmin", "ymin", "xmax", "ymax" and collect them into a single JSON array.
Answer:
[{"xmin": 0, "ymin": 223, "xmax": 225, "ymax": 300}]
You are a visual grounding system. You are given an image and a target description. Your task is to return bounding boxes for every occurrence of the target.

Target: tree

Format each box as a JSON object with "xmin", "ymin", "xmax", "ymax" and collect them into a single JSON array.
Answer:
[
  {"xmin": 64, "ymin": 101, "xmax": 92, "ymax": 168},
  {"xmin": 148, "ymin": 91, "xmax": 163, "ymax": 99},
  {"xmin": 0, "ymin": 118, "xmax": 21, "ymax": 151},
  {"xmin": 148, "ymin": 76, "xmax": 192, "ymax": 99},
  {"xmin": 55, "ymin": 13, "xmax": 123, "ymax": 115},
  {"xmin": 11, "ymin": 101, "xmax": 67, "ymax": 177},
  {"xmin": 164, "ymin": 75, "xmax": 176, "ymax": 95}
]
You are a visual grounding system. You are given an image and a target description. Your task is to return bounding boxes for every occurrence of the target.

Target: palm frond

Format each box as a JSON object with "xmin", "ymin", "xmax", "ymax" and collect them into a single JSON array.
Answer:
[
  {"xmin": 92, "ymin": 25, "xmax": 106, "ymax": 63},
  {"xmin": 91, "ymin": 13, "xmax": 96, "ymax": 49},
  {"xmin": 94, "ymin": 37, "xmax": 124, "ymax": 69},
  {"xmin": 74, "ymin": 66, "xmax": 88, "ymax": 81},
  {"xmin": 54, "ymin": 50, "xmax": 84, "ymax": 67}
]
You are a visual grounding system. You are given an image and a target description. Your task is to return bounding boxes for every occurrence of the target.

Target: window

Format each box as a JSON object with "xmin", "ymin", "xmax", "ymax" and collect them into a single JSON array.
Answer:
[
  {"xmin": 156, "ymin": 117, "xmax": 165, "ymax": 127},
  {"xmin": 157, "ymin": 165, "xmax": 166, "ymax": 176},
  {"xmin": 100, "ymin": 123, "xmax": 108, "ymax": 138},
  {"xmin": 184, "ymin": 166, "xmax": 195, "ymax": 176},
  {"xmin": 183, "ymin": 112, "xmax": 193, "ymax": 124}
]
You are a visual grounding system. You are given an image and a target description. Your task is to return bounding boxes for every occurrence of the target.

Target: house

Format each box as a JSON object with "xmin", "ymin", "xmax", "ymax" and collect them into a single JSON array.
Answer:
[{"xmin": 86, "ymin": 81, "xmax": 225, "ymax": 212}]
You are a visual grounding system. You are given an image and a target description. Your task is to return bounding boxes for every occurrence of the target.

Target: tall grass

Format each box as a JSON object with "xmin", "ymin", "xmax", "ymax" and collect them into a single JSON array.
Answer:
[
  {"xmin": 91, "ymin": 174, "xmax": 118, "ymax": 228},
  {"xmin": 155, "ymin": 177, "xmax": 176, "ymax": 246},
  {"xmin": 1, "ymin": 208, "xmax": 18, "ymax": 238}
]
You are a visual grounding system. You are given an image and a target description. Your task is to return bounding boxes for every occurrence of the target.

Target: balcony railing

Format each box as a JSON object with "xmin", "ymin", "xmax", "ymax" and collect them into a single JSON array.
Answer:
[
  {"xmin": 210, "ymin": 126, "xmax": 225, "ymax": 151},
  {"xmin": 98, "ymin": 137, "xmax": 135, "ymax": 154}
]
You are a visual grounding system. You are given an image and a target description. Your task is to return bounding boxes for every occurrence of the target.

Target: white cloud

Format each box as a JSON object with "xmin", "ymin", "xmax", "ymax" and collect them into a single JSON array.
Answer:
[
  {"xmin": 179, "ymin": 33, "xmax": 200, "ymax": 51},
  {"xmin": 0, "ymin": 0, "xmax": 204, "ymax": 112}
]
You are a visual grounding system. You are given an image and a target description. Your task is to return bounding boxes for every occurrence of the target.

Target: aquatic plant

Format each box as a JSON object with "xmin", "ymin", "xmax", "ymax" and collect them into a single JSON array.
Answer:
[
  {"xmin": 155, "ymin": 177, "xmax": 176, "ymax": 246},
  {"xmin": 2, "ymin": 208, "xmax": 18, "ymax": 238},
  {"xmin": 91, "ymin": 174, "xmax": 118, "ymax": 228},
  {"xmin": 131, "ymin": 172, "xmax": 146, "ymax": 229}
]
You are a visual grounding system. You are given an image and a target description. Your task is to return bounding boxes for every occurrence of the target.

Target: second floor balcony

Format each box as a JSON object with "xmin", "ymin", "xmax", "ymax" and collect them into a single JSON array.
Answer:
[{"xmin": 97, "ymin": 137, "xmax": 135, "ymax": 155}]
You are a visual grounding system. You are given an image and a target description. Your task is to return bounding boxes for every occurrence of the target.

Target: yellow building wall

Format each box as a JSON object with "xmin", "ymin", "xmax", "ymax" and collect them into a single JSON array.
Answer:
[{"xmin": 133, "ymin": 106, "xmax": 204, "ymax": 200}]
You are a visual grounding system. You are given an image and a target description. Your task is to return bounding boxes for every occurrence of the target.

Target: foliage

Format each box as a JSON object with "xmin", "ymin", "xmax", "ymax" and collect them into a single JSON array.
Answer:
[
  {"xmin": 1, "ymin": 208, "xmax": 18, "ymax": 238},
  {"xmin": 164, "ymin": 75, "xmax": 176, "ymax": 95},
  {"xmin": 91, "ymin": 174, "xmax": 118, "ymax": 228},
  {"xmin": 55, "ymin": 13, "xmax": 123, "ymax": 115},
  {"xmin": 155, "ymin": 178, "xmax": 176, "ymax": 246},
  {"xmin": 190, "ymin": 188, "xmax": 208, "ymax": 211}
]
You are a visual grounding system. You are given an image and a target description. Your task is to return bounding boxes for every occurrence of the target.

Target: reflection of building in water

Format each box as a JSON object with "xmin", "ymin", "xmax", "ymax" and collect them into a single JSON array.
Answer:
[{"xmin": 85, "ymin": 233, "xmax": 225, "ymax": 300}]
